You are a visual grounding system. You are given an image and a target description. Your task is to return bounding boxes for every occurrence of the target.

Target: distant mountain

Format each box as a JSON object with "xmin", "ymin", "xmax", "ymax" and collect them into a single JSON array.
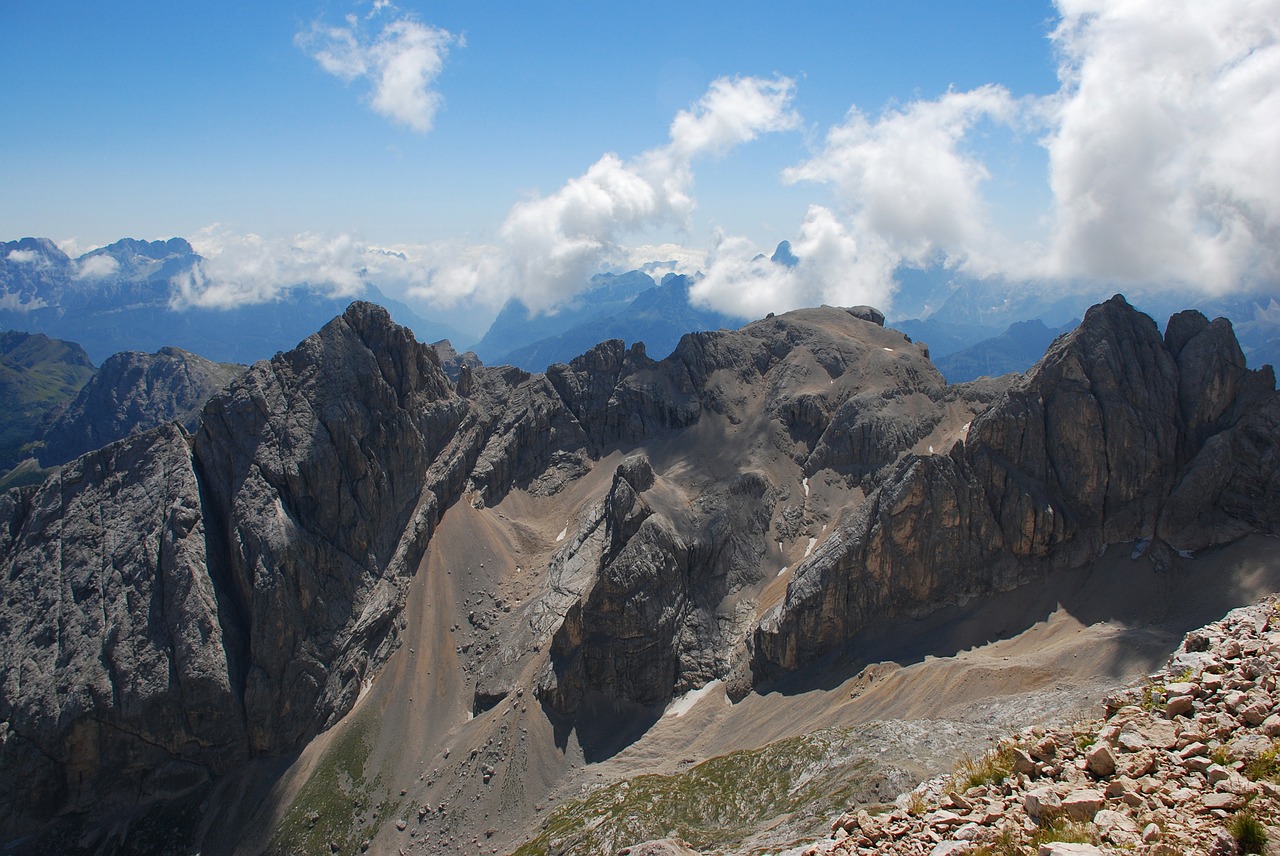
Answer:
[
  {"xmin": 0, "ymin": 236, "xmax": 460, "ymax": 363},
  {"xmin": 887, "ymin": 266, "xmax": 1278, "ymax": 372},
  {"xmin": 474, "ymin": 271, "xmax": 742, "ymax": 370},
  {"xmin": 471, "ymin": 270, "xmax": 660, "ymax": 363},
  {"xmin": 496, "ymin": 274, "xmax": 742, "ymax": 370},
  {"xmin": 39, "ymin": 346, "xmax": 244, "ymax": 467},
  {"xmin": 935, "ymin": 318, "xmax": 1079, "ymax": 382},
  {"xmin": 0, "ymin": 331, "xmax": 95, "ymax": 481}
]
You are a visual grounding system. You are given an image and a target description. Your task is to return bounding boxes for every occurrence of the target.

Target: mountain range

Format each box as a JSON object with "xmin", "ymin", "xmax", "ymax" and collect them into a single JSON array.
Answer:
[
  {"xmin": 0, "ymin": 291, "xmax": 1277, "ymax": 855},
  {"xmin": 0, "ymin": 237, "xmax": 458, "ymax": 365}
]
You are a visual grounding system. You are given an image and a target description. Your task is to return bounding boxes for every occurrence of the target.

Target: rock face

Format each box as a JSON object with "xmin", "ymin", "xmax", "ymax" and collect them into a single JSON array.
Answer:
[
  {"xmin": 39, "ymin": 346, "xmax": 244, "ymax": 466},
  {"xmin": 540, "ymin": 457, "xmax": 775, "ymax": 713},
  {"xmin": 0, "ymin": 304, "xmax": 470, "ymax": 841},
  {"xmin": 191, "ymin": 302, "xmax": 466, "ymax": 753},
  {"xmin": 0, "ymin": 424, "xmax": 243, "ymax": 836},
  {"xmin": 754, "ymin": 296, "xmax": 1280, "ymax": 678}
]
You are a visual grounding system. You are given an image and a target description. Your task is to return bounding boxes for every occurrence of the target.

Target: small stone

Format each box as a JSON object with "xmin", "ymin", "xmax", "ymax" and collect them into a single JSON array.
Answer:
[
  {"xmin": 1201, "ymin": 792, "xmax": 1246, "ymax": 811},
  {"xmin": 1038, "ymin": 844, "xmax": 1106, "ymax": 855},
  {"xmin": 929, "ymin": 842, "xmax": 970, "ymax": 856},
  {"xmin": 1032, "ymin": 736, "xmax": 1059, "ymax": 762},
  {"xmin": 1012, "ymin": 747, "xmax": 1036, "ymax": 775},
  {"xmin": 1165, "ymin": 695, "xmax": 1195, "ymax": 718},
  {"xmin": 1240, "ymin": 700, "xmax": 1271, "ymax": 726},
  {"xmin": 1061, "ymin": 789, "xmax": 1104, "ymax": 821},
  {"xmin": 1085, "ymin": 743, "xmax": 1117, "ymax": 777},
  {"xmin": 1024, "ymin": 787, "xmax": 1061, "ymax": 819},
  {"xmin": 1141, "ymin": 822, "xmax": 1161, "ymax": 843}
]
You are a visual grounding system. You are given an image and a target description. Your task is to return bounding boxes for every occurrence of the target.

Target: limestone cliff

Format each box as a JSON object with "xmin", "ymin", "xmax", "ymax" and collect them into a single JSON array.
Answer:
[{"xmin": 753, "ymin": 296, "xmax": 1280, "ymax": 677}]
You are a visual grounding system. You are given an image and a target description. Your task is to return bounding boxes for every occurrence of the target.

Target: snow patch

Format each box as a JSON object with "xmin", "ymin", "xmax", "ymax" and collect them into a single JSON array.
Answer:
[
  {"xmin": 777, "ymin": 565, "xmax": 789, "ymax": 577},
  {"xmin": 882, "ymin": 347, "xmax": 894, "ymax": 352},
  {"xmin": 804, "ymin": 537, "xmax": 817, "ymax": 557},
  {"xmin": 665, "ymin": 680, "xmax": 724, "ymax": 718},
  {"xmin": 928, "ymin": 445, "xmax": 934, "ymax": 454},
  {"xmin": 802, "ymin": 477, "xmax": 810, "ymax": 497},
  {"xmin": 556, "ymin": 526, "xmax": 567, "ymax": 542}
]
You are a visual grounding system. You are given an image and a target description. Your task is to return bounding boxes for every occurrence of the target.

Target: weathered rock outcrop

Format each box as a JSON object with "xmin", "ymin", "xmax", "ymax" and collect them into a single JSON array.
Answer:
[
  {"xmin": 539, "ymin": 456, "xmax": 775, "ymax": 714},
  {"xmin": 0, "ymin": 303, "xmax": 474, "ymax": 843},
  {"xmin": 39, "ymin": 346, "xmax": 243, "ymax": 466},
  {"xmin": 754, "ymin": 296, "xmax": 1280, "ymax": 678},
  {"xmin": 191, "ymin": 302, "xmax": 466, "ymax": 753},
  {"xmin": 0, "ymin": 423, "xmax": 244, "ymax": 839}
]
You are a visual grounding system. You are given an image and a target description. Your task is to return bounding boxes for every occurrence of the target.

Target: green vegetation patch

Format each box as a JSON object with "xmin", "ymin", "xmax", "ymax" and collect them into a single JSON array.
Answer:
[
  {"xmin": 1244, "ymin": 741, "xmax": 1280, "ymax": 783},
  {"xmin": 953, "ymin": 743, "xmax": 1016, "ymax": 791},
  {"xmin": 266, "ymin": 706, "xmax": 399, "ymax": 856},
  {"xmin": 512, "ymin": 728, "xmax": 883, "ymax": 856},
  {"xmin": 1230, "ymin": 809, "xmax": 1269, "ymax": 855}
]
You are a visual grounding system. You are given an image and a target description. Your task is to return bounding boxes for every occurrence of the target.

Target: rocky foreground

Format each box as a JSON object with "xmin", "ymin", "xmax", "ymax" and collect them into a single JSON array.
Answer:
[{"xmin": 764, "ymin": 594, "xmax": 1280, "ymax": 856}]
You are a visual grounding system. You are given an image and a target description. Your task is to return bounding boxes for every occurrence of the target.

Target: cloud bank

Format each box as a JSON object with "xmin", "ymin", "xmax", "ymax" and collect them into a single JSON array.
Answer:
[
  {"xmin": 185, "ymin": 1, "xmax": 1280, "ymax": 324},
  {"xmin": 297, "ymin": 4, "xmax": 459, "ymax": 133},
  {"xmin": 1045, "ymin": 0, "xmax": 1280, "ymax": 293},
  {"xmin": 495, "ymin": 75, "xmax": 798, "ymax": 311},
  {"xmin": 695, "ymin": 0, "xmax": 1280, "ymax": 318},
  {"xmin": 171, "ymin": 76, "xmax": 797, "ymax": 315}
]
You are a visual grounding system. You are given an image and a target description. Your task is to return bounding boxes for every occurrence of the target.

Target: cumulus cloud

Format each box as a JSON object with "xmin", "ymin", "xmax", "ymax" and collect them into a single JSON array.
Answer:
[
  {"xmin": 692, "ymin": 206, "xmax": 898, "ymax": 318},
  {"xmin": 297, "ymin": 4, "xmax": 459, "ymax": 133},
  {"xmin": 694, "ymin": 85, "xmax": 1017, "ymax": 318},
  {"xmin": 5, "ymin": 249, "xmax": 38, "ymax": 264},
  {"xmin": 786, "ymin": 85, "xmax": 1017, "ymax": 267},
  {"xmin": 172, "ymin": 227, "xmax": 369, "ymax": 309},
  {"xmin": 1044, "ymin": 0, "xmax": 1280, "ymax": 292},
  {"xmin": 73, "ymin": 254, "xmax": 120, "ymax": 279},
  {"xmin": 705, "ymin": 0, "xmax": 1280, "ymax": 318},
  {"xmin": 498, "ymin": 75, "xmax": 798, "ymax": 311}
]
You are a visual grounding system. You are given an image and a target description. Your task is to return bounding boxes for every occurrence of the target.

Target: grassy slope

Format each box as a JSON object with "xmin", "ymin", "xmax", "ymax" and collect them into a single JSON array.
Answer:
[
  {"xmin": 0, "ymin": 330, "xmax": 95, "ymax": 474},
  {"xmin": 512, "ymin": 728, "xmax": 887, "ymax": 856}
]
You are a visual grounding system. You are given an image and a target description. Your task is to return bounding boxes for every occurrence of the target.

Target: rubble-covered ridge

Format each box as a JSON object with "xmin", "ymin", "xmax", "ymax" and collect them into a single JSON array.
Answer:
[{"xmin": 802, "ymin": 596, "xmax": 1280, "ymax": 856}]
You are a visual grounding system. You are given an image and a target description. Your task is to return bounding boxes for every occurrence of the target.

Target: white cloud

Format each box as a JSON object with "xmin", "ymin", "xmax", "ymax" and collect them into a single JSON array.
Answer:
[
  {"xmin": 707, "ymin": 0, "xmax": 1280, "ymax": 316},
  {"xmin": 1043, "ymin": 0, "xmax": 1280, "ymax": 292},
  {"xmin": 5, "ymin": 249, "xmax": 38, "ymax": 264},
  {"xmin": 692, "ymin": 206, "xmax": 898, "ymax": 319},
  {"xmin": 297, "ymin": 5, "xmax": 458, "ymax": 133},
  {"xmin": 172, "ymin": 227, "xmax": 368, "ymax": 309},
  {"xmin": 73, "ymin": 254, "xmax": 120, "ymax": 279},
  {"xmin": 690, "ymin": 85, "xmax": 1018, "ymax": 319},
  {"xmin": 497, "ymin": 75, "xmax": 798, "ymax": 311},
  {"xmin": 786, "ymin": 85, "xmax": 1017, "ymax": 268}
]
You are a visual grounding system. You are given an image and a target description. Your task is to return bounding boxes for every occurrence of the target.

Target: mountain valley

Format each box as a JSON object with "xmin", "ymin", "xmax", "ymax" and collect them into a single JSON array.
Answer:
[{"xmin": 0, "ymin": 294, "xmax": 1277, "ymax": 855}]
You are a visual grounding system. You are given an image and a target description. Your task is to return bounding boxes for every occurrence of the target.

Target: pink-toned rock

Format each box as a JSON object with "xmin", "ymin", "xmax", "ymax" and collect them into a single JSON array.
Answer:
[
  {"xmin": 1060, "ymin": 789, "xmax": 1105, "ymax": 821},
  {"xmin": 1024, "ymin": 787, "xmax": 1061, "ymax": 819},
  {"xmin": 1085, "ymin": 743, "xmax": 1116, "ymax": 777},
  {"xmin": 1038, "ymin": 844, "xmax": 1107, "ymax": 855},
  {"xmin": 1201, "ymin": 791, "xmax": 1246, "ymax": 811},
  {"xmin": 1240, "ymin": 700, "xmax": 1271, "ymax": 726},
  {"xmin": 1164, "ymin": 695, "xmax": 1194, "ymax": 717}
]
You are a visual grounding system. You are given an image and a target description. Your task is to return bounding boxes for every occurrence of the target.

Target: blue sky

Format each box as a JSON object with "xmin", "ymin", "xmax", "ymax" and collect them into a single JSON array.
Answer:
[{"xmin": 3, "ymin": 1, "xmax": 1277, "ymax": 325}]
